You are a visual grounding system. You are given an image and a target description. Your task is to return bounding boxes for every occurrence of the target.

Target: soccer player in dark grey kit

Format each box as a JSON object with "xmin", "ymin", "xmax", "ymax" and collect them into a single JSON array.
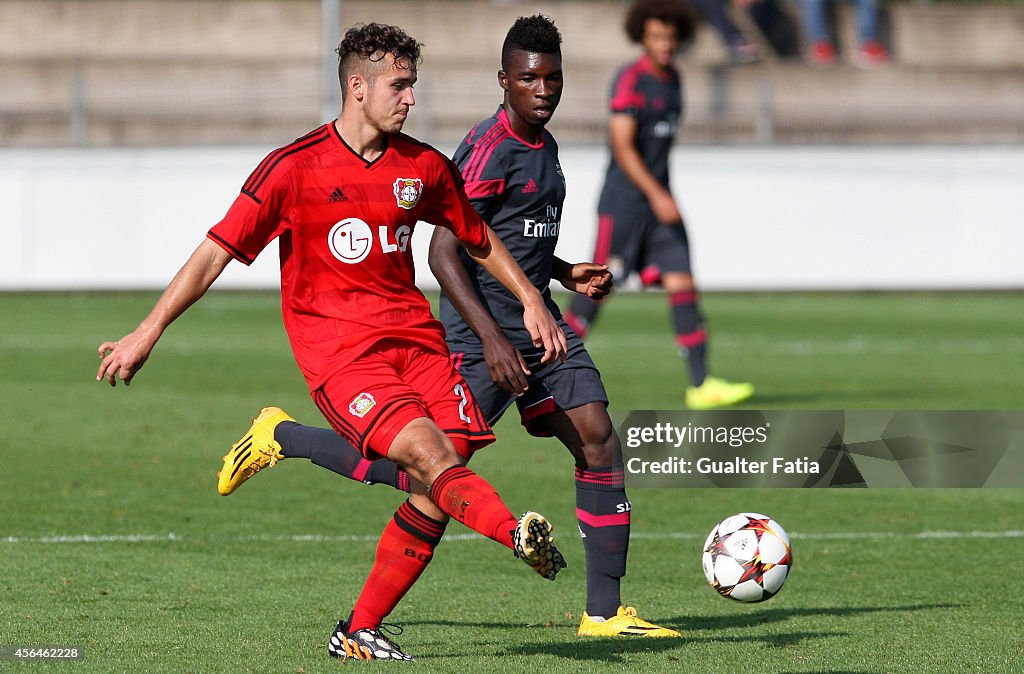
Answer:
[
  {"xmin": 563, "ymin": 0, "xmax": 754, "ymax": 410},
  {"xmin": 220, "ymin": 15, "xmax": 681, "ymax": 641}
]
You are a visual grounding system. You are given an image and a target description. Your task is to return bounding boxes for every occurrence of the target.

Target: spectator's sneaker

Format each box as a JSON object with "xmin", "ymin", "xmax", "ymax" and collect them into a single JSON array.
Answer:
[
  {"xmin": 855, "ymin": 41, "xmax": 890, "ymax": 68},
  {"xmin": 578, "ymin": 606, "xmax": 681, "ymax": 637},
  {"xmin": 513, "ymin": 512, "xmax": 566, "ymax": 580},
  {"xmin": 327, "ymin": 620, "xmax": 414, "ymax": 661},
  {"xmin": 807, "ymin": 40, "xmax": 837, "ymax": 67},
  {"xmin": 686, "ymin": 377, "xmax": 755, "ymax": 409},
  {"xmin": 216, "ymin": 407, "xmax": 293, "ymax": 495}
]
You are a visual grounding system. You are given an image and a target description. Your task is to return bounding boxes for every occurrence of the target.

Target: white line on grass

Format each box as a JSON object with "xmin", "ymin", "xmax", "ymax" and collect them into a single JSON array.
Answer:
[{"xmin": 3, "ymin": 530, "xmax": 1021, "ymax": 545}]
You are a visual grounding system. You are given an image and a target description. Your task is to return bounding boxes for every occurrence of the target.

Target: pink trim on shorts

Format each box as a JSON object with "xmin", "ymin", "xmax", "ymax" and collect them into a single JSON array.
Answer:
[{"xmin": 640, "ymin": 265, "xmax": 662, "ymax": 287}]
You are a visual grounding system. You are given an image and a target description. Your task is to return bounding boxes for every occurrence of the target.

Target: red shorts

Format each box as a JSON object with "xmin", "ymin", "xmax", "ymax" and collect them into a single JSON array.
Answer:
[{"xmin": 311, "ymin": 340, "xmax": 495, "ymax": 460}]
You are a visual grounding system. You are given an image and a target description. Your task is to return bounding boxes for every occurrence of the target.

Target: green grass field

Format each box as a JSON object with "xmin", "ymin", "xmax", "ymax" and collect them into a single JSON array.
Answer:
[{"xmin": 2, "ymin": 290, "xmax": 1022, "ymax": 672}]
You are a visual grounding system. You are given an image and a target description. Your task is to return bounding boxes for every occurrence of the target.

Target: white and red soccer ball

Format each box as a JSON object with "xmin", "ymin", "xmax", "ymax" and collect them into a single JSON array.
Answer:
[{"xmin": 702, "ymin": 512, "xmax": 793, "ymax": 603}]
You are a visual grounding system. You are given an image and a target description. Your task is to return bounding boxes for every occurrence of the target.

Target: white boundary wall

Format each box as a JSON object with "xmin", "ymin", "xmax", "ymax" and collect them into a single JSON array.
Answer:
[{"xmin": 2, "ymin": 145, "xmax": 1022, "ymax": 291}]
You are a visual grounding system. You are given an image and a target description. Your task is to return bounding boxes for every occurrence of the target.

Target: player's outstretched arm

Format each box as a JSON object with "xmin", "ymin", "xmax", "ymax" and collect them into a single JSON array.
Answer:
[
  {"xmin": 96, "ymin": 238, "xmax": 233, "ymax": 387},
  {"xmin": 429, "ymin": 227, "xmax": 530, "ymax": 395},
  {"xmin": 462, "ymin": 226, "xmax": 567, "ymax": 364},
  {"xmin": 551, "ymin": 256, "xmax": 614, "ymax": 300}
]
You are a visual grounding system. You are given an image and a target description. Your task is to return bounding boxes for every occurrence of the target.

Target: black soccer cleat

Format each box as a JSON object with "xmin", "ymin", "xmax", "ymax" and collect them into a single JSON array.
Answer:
[{"xmin": 327, "ymin": 619, "xmax": 414, "ymax": 661}]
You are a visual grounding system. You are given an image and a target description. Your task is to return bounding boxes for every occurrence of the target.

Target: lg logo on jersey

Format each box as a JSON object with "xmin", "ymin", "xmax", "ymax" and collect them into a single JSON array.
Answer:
[{"xmin": 328, "ymin": 217, "xmax": 411, "ymax": 265}]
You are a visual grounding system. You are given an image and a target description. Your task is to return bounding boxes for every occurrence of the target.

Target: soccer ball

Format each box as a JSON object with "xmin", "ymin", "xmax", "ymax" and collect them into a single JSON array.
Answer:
[{"xmin": 702, "ymin": 512, "xmax": 793, "ymax": 603}]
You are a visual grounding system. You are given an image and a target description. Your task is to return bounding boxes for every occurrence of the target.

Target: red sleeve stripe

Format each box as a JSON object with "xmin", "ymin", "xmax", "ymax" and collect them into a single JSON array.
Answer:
[
  {"xmin": 609, "ymin": 63, "xmax": 645, "ymax": 112},
  {"xmin": 461, "ymin": 123, "xmax": 508, "ymax": 186},
  {"xmin": 241, "ymin": 126, "xmax": 330, "ymax": 203},
  {"xmin": 206, "ymin": 230, "xmax": 254, "ymax": 265},
  {"xmin": 464, "ymin": 178, "xmax": 505, "ymax": 200}
]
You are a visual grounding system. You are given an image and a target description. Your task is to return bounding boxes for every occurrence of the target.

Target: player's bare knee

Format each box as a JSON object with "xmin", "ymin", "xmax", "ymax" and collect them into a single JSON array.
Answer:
[
  {"xmin": 580, "ymin": 435, "xmax": 621, "ymax": 468},
  {"xmin": 662, "ymin": 272, "xmax": 695, "ymax": 293},
  {"xmin": 578, "ymin": 423, "xmax": 622, "ymax": 468},
  {"xmin": 388, "ymin": 418, "xmax": 462, "ymax": 485}
]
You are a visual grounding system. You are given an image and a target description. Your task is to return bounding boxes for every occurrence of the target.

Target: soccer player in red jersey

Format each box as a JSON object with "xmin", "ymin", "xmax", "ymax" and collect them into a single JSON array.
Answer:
[{"xmin": 96, "ymin": 22, "xmax": 567, "ymax": 661}]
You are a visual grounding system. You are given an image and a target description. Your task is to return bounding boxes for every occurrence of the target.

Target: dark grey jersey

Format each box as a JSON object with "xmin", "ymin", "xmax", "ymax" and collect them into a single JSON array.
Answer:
[
  {"xmin": 440, "ymin": 107, "xmax": 567, "ymax": 352},
  {"xmin": 602, "ymin": 55, "xmax": 683, "ymax": 195}
]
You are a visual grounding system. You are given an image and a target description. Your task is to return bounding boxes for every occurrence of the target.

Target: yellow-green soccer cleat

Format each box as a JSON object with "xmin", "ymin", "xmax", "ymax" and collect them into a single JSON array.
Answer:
[
  {"xmin": 685, "ymin": 376, "xmax": 755, "ymax": 410},
  {"xmin": 577, "ymin": 606, "xmax": 681, "ymax": 637},
  {"xmin": 513, "ymin": 511, "xmax": 567, "ymax": 580},
  {"xmin": 216, "ymin": 407, "xmax": 294, "ymax": 496}
]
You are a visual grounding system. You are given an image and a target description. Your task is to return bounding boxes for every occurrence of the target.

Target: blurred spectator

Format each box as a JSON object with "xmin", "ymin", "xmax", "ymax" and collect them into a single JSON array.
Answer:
[
  {"xmin": 690, "ymin": 0, "xmax": 802, "ymax": 62},
  {"xmin": 802, "ymin": 0, "xmax": 889, "ymax": 66}
]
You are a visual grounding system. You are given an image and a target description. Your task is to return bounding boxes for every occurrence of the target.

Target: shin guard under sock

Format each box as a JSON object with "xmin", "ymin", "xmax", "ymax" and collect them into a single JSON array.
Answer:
[
  {"xmin": 576, "ymin": 465, "xmax": 630, "ymax": 618},
  {"xmin": 347, "ymin": 501, "xmax": 447, "ymax": 631},
  {"xmin": 430, "ymin": 465, "xmax": 517, "ymax": 549},
  {"xmin": 669, "ymin": 290, "xmax": 708, "ymax": 387}
]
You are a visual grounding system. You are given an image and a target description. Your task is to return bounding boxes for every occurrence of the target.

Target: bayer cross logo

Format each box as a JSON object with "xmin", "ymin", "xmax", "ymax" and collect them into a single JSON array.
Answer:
[
  {"xmin": 348, "ymin": 392, "xmax": 377, "ymax": 418},
  {"xmin": 328, "ymin": 218, "xmax": 373, "ymax": 264},
  {"xmin": 393, "ymin": 178, "xmax": 423, "ymax": 209}
]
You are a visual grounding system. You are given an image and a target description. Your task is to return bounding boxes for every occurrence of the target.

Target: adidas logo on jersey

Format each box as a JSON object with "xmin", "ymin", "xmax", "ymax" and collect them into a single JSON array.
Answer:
[
  {"xmin": 521, "ymin": 179, "xmax": 539, "ymax": 194},
  {"xmin": 327, "ymin": 187, "xmax": 348, "ymax": 202}
]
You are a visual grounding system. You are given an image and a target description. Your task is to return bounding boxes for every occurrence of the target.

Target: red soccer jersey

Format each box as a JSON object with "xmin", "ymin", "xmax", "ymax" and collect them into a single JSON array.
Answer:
[{"xmin": 208, "ymin": 123, "xmax": 490, "ymax": 390}]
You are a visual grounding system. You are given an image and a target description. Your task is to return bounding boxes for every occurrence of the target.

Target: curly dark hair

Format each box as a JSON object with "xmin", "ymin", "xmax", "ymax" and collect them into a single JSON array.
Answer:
[
  {"xmin": 623, "ymin": 0, "xmax": 698, "ymax": 46},
  {"xmin": 336, "ymin": 23, "xmax": 422, "ymax": 97},
  {"xmin": 501, "ymin": 14, "xmax": 562, "ymax": 70}
]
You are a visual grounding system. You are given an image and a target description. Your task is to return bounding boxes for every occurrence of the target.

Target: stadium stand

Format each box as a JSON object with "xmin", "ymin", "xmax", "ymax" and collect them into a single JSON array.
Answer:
[{"xmin": 1, "ymin": 0, "xmax": 1022, "ymax": 146}]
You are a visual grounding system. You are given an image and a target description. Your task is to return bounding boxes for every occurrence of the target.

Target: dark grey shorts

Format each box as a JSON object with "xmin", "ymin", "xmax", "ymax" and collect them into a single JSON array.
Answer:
[
  {"xmin": 596, "ymin": 195, "xmax": 693, "ymax": 283},
  {"xmin": 448, "ymin": 335, "xmax": 609, "ymax": 437}
]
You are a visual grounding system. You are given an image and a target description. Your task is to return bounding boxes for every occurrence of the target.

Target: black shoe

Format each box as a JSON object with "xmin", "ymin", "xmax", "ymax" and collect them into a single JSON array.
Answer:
[{"xmin": 327, "ymin": 619, "xmax": 414, "ymax": 661}]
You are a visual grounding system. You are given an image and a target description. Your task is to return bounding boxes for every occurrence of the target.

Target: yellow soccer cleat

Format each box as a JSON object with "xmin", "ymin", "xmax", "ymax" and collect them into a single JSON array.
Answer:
[
  {"xmin": 577, "ymin": 606, "xmax": 681, "ymax": 638},
  {"xmin": 685, "ymin": 376, "xmax": 754, "ymax": 410},
  {"xmin": 216, "ymin": 407, "xmax": 294, "ymax": 496}
]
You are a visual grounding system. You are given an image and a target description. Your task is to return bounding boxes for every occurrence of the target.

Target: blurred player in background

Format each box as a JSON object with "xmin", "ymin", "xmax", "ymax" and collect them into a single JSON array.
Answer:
[
  {"xmin": 96, "ymin": 22, "xmax": 567, "ymax": 662},
  {"xmin": 219, "ymin": 15, "xmax": 682, "ymax": 641},
  {"xmin": 563, "ymin": 0, "xmax": 754, "ymax": 409}
]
